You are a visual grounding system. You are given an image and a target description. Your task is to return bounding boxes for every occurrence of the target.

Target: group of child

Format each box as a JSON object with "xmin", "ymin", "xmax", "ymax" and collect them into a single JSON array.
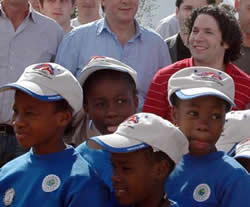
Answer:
[{"xmin": 0, "ymin": 57, "xmax": 249, "ymax": 206}]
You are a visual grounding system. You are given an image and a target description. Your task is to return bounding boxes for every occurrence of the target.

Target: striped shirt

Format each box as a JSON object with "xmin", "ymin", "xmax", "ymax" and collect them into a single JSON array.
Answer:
[{"xmin": 143, "ymin": 57, "xmax": 250, "ymax": 122}]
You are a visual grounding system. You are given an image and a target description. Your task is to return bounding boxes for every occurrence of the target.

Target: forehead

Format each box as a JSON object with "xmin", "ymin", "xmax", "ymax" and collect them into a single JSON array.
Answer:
[
  {"xmin": 178, "ymin": 95, "xmax": 227, "ymax": 109},
  {"xmin": 193, "ymin": 14, "xmax": 220, "ymax": 30},
  {"xmin": 111, "ymin": 150, "xmax": 148, "ymax": 163}
]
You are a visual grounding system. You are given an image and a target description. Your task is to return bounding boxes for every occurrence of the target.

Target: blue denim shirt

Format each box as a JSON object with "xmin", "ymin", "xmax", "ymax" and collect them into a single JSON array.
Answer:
[{"xmin": 55, "ymin": 18, "xmax": 172, "ymax": 111}]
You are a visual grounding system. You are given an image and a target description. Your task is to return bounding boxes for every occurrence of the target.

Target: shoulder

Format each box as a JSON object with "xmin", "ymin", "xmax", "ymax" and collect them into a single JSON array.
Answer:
[
  {"xmin": 226, "ymin": 63, "xmax": 250, "ymax": 79},
  {"xmin": 0, "ymin": 152, "xmax": 30, "ymax": 177},
  {"xmin": 166, "ymin": 34, "xmax": 178, "ymax": 46},
  {"xmin": 139, "ymin": 25, "xmax": 165, "ymax": 42},
  {"xmin": 32, "ymin": 11, "xmax": 63, "ymax": 32},
  {"xmin": 158, "ymin": 13, "xmax": 178, "ymax": 25}
]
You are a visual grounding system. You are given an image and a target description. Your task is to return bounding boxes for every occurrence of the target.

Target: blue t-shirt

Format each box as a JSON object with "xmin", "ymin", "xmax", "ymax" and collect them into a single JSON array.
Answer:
[
  {"xmin": 0, "ymin": 146, "xmax": 110, "ymax": 207},
  {"xmin": 76, "ymin": 141, "xmax": 113, "ymax": 190},
  {"xmin": 165, "ymin": 151, "xmax": 250, "ymax": 207}
]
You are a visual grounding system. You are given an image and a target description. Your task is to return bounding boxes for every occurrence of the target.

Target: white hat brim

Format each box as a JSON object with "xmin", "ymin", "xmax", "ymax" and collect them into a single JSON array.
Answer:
[
  {"xmin": 176, "ymin": 87, "xmax": 235, "ymax": 107},
  {"xmin": 0, "ymin": 81, "xmax": 63, "ymax": 101},
  {"xmin": 90, "ymin": 134, "xmax": 149, "ymax": 153}
]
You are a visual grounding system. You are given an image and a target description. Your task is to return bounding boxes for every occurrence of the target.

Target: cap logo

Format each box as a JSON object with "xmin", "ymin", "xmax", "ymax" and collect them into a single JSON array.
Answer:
[
  {"xmin": 33, "ymin": 64, "xmax": 55, "ymax": 75},
  {"xmin": 87, "ymin": 56, "xmax": 106, "ymax": 65},
  {"xmin": 193, "ymin": 184, "xmax": 211, "ymax": 202},
  {"xmin": 194, "ymin": 70, "xmax": 223, "ymax": 86}
]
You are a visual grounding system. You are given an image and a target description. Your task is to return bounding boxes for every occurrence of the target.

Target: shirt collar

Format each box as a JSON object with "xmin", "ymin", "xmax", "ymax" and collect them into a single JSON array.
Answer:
[{"xmin": 97, "ymin": 17, "xmax": 143, "ymax": 41}]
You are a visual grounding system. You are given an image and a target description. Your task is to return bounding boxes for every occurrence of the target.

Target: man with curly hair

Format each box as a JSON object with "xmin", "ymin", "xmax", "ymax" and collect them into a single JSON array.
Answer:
[{"xmin": 143, "ymin": 5, "xmax": 250, "ymax": 122}]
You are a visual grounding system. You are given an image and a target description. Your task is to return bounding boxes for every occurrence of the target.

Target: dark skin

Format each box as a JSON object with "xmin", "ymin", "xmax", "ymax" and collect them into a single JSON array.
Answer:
[
  {"xmin": 111, "ymin": 149, "xmax": 171, "ymax": 207},
  {"xmin": 172, "ymin": 96, "xmax": 226, "ymax": 156},
  {"xmin": 236, "ymin": 158, "xmax": 250, "ymax": 173},
  {"xmin": 12, "ymin": 90, "xmax": 72, "ymax": 154},
  {"xmin": 85, "ymin": 77, "xmax": 138, "ymax": 135}
]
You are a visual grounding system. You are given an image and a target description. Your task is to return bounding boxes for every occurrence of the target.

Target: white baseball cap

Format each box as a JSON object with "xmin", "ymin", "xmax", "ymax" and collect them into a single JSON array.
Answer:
[
  {"xmin": 0, "ymin": 63, "xmax": 83, "ymax": 115},
  {"xmin": 90, "ymin": 112, "xmax": 188, "ymax": 164},
  {"xmin": 77, "ymin": 56, "xmax": 137, "ymax": 86},
  {"xmin": 168, "ymin": 66, "xmax": 235, "ymax": 110},
  {"xmin": 216, "ymin": 110, "xmax": 250, "ymax": 153},
  {"xmin": 234, "ymin": 138, "xmax": 250, "ymax": 160}
]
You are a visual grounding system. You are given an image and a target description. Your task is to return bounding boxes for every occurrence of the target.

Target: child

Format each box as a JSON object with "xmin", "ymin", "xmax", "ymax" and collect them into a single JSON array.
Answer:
[
  {"xmin": 75, "ymin": 56, "xmax": 138, "ymax": 189},
  {"xmin": 216, "ymin": 109, "xmax": 250, "ymax": 154},
  {"xmin": 89, "ymin": 112, "xmax": 188, "ymax": 207},
  {"xmin": 165, "ymin": 66, "xmax": 250, "ymax": 206},
  {"xmin": 0, "ymin": 63, "xmax": 109, "ymax": 206},
  {"xmin": 234, "ymin": 138, "xmax": 250, "ymax": 173}
]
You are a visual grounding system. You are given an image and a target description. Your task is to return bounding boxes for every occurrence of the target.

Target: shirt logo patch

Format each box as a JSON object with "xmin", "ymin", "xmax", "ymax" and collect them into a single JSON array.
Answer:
[
  {"xmin": 193, "ymin": 183, "xmax": 211, "ymax": 202},
  {"xmin": 3, "ymin": 188, "xmax": 15, "ymax": 206},
  {"xmin": 42, "ymin": 174, "xmax": 61, "ymax": 192}
]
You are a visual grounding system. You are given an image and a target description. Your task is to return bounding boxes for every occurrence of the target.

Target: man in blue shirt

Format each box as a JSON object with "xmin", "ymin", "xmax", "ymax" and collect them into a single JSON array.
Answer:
[{"xmin": 55, "ymin": 0, "xmax": 172, "ymax": 111}]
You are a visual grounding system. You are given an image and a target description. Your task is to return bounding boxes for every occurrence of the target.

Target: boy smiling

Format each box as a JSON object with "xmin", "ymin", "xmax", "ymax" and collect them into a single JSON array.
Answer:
[{"xmin": 0, "ymin": 63, "xmax": 109, "ymax": 207}]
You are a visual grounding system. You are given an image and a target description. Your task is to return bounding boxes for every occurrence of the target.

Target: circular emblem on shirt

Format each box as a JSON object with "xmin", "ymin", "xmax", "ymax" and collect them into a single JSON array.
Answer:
[
  {"xmin": 3, "ymin": 188, "xmax": 15, "ymax": 206},
  {"xmin": 193, "ymin": 183, "xmax": 211, "ymax": 202},
  {"xmin": 42, "ymin": 174, "xmax": 61, "ymax": 192}
]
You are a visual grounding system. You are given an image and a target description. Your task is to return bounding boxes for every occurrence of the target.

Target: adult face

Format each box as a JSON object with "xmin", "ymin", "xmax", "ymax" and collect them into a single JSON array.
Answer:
[
  {"xmin": 29, "ymin": 0, "xmax": 40, "ymax": 11},
  {"xmin": 75, "ymin": 0, "xmax": 99, "ymax": 9},
  {"xmin": 189, "ymin": 14, "xmax": 229, "ymax": 66},
  {"xmin": 238, "ymin": 0, "xmax": 250, "ymax": 36},
  {"xmin": 101, "ymin": 0, "xmax": 138, "ymax": 25},
  {"xmin": 176, "ymin": 0, "xmax": 208, "ymax": 32},
  {"xmin": 40, "ymin": 0, "xmax": 75, "ymax": 26}
]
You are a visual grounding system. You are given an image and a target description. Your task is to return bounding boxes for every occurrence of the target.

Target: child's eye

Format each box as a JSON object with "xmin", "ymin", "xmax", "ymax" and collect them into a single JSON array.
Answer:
[
  {"xmin": 211, "ymin": 114, "xmax": 222, "ymax": 120},
  {"xmin": 117, "ymin": 99, "xmax": 126, "ymax": 104},
  {"xmin": 95, "ymin": 102, "xmax": 106, "ymax": 108},
  {"xmin": 188, "ymin": 111, "xmax": 198, "ymax": 117}
]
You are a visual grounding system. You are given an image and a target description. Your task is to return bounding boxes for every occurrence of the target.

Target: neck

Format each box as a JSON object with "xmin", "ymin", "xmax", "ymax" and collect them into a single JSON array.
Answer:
[
  {"xmin": 61, "ymin": 20, "xmax": 72, "ymax": 33},
  {"xmin": 78, "ymin": 7, "xmax": 101, "ymax": 24},
  {"xmin": 194, "ymin": 58, "xmax": 226, "ymax": 71},
  {"xmin": 105, "ymin": 17, "xmax": 136, "ymax": 47},
  {"xmin": 2, "ymin": 0, "xmax": 29, "ymax": 30},
  {"xmin": 242, "ymin": 32, "xmax": 250, "ymax": 47},
  {"xmin": 135, "ymin": 188, "xmax": 168, "ymax": 207}
]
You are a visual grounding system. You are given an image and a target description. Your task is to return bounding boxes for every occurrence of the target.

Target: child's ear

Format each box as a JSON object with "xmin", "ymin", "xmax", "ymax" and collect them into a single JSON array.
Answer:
[
  {"xmin": 154, "ymin": 160, "xmax": 170, "ymax": 181},
  {"xmin": 134, "ymin": 95, "xmax": 139, "ymax": 109},
  {"xmin": 83, "ymin": 103, "xmax": 89, "ymax": 113},
  {"xmin": 171, "ymin": 106, "xmax": 178, "ymax": 125},
  {"xmin": 56, "ymin": 110, "xmax": 72, "ymax": 127}
]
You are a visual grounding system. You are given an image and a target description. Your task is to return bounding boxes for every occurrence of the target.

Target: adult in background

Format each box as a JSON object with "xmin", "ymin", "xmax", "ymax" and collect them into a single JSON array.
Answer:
[
  {"xmin": 156, "ymin": 0, "xmax": 234, "ymax": 40},
  {"xmin": 71, "ymin": 0, "xmax": 101, "ymax": 27},
  {"xmin": 55, "ymin": 0, "xmax": 172, "ymax": 111},
  {"xmin": 39, "ymin": 0, "xmax": 76, "ymax": 33},
  {"xmin": 143, "ymin": 5, "xmax": 250, "ymax": 122},
  {"xmin": 233, "ymin": 0, "xmax": 250, "ymax": 74},
  {"xmin": 0, "ymin": 0, "xmax": 64, "ymax": 167},
  {"xmin": 166, "ymin": 0, "xmax": 216, "ymax": 63}
]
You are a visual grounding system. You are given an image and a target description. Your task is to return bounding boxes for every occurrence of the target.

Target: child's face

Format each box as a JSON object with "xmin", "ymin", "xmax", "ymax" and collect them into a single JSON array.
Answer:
[
  {"xmin": 12, "ymin": 90, "xmax": 70, "ymax": 154},
  {"xmin": 237, "ymin": 158, "xmax": 250, "ymax": 173},
  {"xmin": 173, "ymin": 96, "xmax": 226, "ymax": 156},
  {"xmin": 85, "ymin": 78, "xmax": 138, "ymax": 134},
  {"xmin": 111, "ymin": 150, "xmax": 160, "ymax": 206}
]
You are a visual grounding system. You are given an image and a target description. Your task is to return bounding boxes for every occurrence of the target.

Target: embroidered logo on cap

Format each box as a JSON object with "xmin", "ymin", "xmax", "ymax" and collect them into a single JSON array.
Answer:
[
  {"xmin": 193, "ymin": 70, "xmax": 223, "ymax": 86},
  {"xmin": 193, "ymin": 183, "xmax": 211, "ymax": 202},
  {"xmin": 3, "ymin": 188, "xmax": 15, "ymax": 206},
  {"xmin": 42, "ymin": 174, "xmax": 61, "ymax": 192},
  {"xmin": 34, "ymin": 64, "xmax": 55, "ymax": 75}
]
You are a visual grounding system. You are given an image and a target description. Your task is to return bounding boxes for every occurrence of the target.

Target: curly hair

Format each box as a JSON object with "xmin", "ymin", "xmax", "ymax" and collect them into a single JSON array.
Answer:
[{"xmin": 186, "ymin": 5, "xmax": 242, "ymax": 64}]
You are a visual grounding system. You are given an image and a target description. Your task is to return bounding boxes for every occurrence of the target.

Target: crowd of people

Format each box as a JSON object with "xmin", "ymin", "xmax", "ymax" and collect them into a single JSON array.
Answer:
[{"xmin": 0, "ymin": 0, "xmax": 249, "ymax": 206}]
